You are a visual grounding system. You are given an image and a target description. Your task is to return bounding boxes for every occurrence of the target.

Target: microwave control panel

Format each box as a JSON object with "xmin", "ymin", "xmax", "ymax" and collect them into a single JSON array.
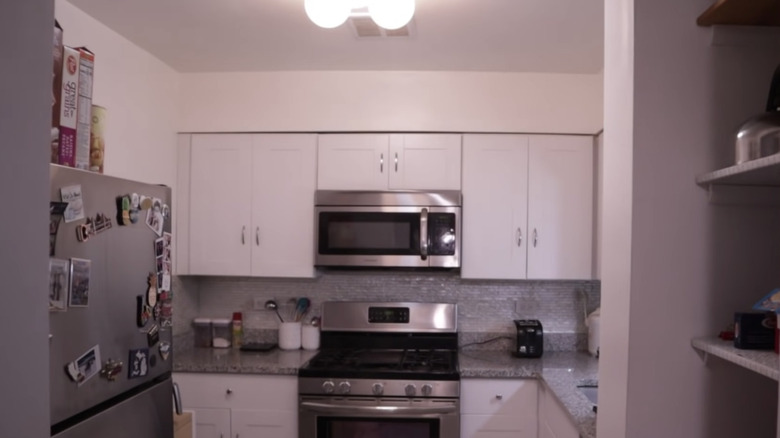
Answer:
[{"xmin": 428, "ymin": 213, "xmax": 457, "ymax": 255}]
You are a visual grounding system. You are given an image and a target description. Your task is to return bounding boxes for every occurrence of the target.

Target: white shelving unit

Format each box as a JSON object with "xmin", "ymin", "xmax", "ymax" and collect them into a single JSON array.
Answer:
[
  {"xmin": 691, "ymin": 337, "xmax": 778, "ymax": 381},
  {"xmin": 696, "ymin": 154, "xmax": 780, "ymax": 187}
]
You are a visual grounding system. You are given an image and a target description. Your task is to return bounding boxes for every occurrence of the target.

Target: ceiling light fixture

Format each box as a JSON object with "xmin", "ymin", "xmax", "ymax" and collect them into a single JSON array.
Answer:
[{"xmin": 305, "ymin": 0, "xmax": 415, "ymax": 30}]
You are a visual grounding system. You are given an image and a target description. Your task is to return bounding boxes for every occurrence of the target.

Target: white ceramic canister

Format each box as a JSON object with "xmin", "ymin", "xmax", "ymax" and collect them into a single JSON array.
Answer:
[{"xmin": 586, "ymin": 307, "xmax": 601, "ymax": 358}]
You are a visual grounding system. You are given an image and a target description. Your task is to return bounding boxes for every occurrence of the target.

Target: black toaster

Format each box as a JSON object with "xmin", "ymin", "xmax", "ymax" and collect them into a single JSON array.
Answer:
[{"xmin": 513, "ymin": 319, "xmax": 543, "ymax": 358}]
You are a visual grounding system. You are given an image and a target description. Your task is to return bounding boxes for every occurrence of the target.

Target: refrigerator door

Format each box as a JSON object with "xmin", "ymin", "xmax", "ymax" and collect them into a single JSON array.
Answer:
[
  {"xmin": 52, "ymin": 378, "xmax": 173, "ymax": 438},
  {"xmin": 49, "ymin": 165, "xmax": 173, "ymax": 426}
]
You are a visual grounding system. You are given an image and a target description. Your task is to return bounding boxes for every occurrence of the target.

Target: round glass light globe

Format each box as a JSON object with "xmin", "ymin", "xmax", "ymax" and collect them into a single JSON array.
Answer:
[
  {"xmin": 368, "ymin": 0, "xmax": 415, "ymax": 30},
  {"xmin": 305, "ymin": 0, "xmax": 352, "ymax": 29}
]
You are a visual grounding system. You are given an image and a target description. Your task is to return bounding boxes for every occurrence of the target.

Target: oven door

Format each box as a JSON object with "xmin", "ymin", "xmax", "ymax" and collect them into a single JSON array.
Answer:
[
  {"xmin": 299, "ymin": 396, "xmax": 459, "ymax": 438},
  {"xmin": 315, "ymin": 206, "xmax": 460, "ymax": 268}
]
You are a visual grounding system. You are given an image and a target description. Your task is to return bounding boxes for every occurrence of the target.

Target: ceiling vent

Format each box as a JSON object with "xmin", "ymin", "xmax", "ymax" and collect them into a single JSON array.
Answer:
[{"xmin": 348, "ymin": 14, "xmax": 414, "ymax": 39}]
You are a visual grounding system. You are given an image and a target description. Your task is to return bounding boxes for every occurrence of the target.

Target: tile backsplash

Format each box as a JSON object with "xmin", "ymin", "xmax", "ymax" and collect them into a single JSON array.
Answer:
[{"xmin": 175, "ymin": 270, "xmax": 600, "ymax": 351}]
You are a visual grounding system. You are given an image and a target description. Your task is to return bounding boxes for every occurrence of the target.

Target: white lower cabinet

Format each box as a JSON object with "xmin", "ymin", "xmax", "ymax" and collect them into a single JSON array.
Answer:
[
  {"xmin": 461, "ymin": 379, "xmax": 539, "ymax": 438},
  {"xmin": 538, "ymin": 382, "xmax": 579, "ymax": 438},
  {"xmin": 174, "ymin": 373, "xmax": 297, "ymax": 438}
]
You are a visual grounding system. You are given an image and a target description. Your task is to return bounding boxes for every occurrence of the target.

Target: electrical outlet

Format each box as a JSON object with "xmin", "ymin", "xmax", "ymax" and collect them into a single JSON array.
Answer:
[{"xmin": 253, "ymin": 297, "xmax": 266, "ymax": 311}]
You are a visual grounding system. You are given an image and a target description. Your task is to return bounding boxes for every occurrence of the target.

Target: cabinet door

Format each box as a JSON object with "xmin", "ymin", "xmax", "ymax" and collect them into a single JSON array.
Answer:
[
  {"xmin": 462, "ymin": 135, "xmax": 529, "ymax": 279},
  {"xmin": 388, "ymin": 134, "xmax": 462, "ymax": 189},
  {"xmin": 317, "ymin": 134, "xmax": 389, "ymax": 190},
  {"xmin": 231, "ymin": 409, "xmax": 296, "ymax": 438},
  {"xmin": 192, "ymin": 408, "xmax": 231, "ymax": 438},
  {"xmin": 527, "ymin": 135, "xmax": 593, "ymax": 279},
  {"xmin": 538, "ymin": 384, "xmax": 579, "ymax": 438},
  {"xmin": 189, "ymin": 134, "xmax": 252, "ymax": 275},
  {"xmin": 461, "ymin": 379, "xmax": 538, "ymax": 438},
  {"xmin": 251, "ymin": 134, "xmax": 316, "ymax": 278}
]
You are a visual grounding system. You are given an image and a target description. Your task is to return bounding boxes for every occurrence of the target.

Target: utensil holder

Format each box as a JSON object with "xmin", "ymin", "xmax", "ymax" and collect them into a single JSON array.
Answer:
[
  {"xmin": 278, "ymin": 322, "xmax": 302, "ymax": 350},
  {"xmin": 301, "ymin": 325, "xmax": 320, "ymax": 350}
]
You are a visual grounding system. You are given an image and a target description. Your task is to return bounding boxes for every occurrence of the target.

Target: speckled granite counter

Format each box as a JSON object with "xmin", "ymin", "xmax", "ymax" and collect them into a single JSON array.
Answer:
[
  {"xmin": 174, "ymin": 347, "xmax": 597, "ymax": 438},
  {"xmin": 459, "ymin": 349, "xmax": 598, "ymax": 438}
]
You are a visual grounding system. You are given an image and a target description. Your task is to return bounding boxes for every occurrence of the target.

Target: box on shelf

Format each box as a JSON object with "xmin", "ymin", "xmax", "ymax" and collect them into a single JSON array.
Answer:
[
  {"xmin": 90, "ymin": 105, "xmax": 106, "ymax": 173},
  {"xmin": 56, "ymin": 46, "xmax": 80, "ymax": 167},
  {"xmin": 734, "ymin": 312, "xmax": 775, "ymax": 350},
  {"xmin": 51, "ymin": 20, "xmax": 63, "ymax": 164},
  {"xmin": 75, "ymin": 47, "xmax": 94, "ymax": 170}
]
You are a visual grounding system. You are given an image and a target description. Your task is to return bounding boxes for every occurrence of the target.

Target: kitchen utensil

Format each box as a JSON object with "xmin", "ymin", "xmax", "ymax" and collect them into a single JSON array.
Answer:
[
  {"xmin": 735, "ymin": 63, "xmax": 780, "ymax": 164},
  {"xmin": 586, "ymin": 307, "xmax": 601, "ymax": 358},
  {"xmin": 310, "ymin": 316, "xmax": 321, "ymax": 327},
  {"xmin": 286, "ymin": 298, "xmax": 298, "ymax": 322},
  {"xmin": 265, "ymin": 300, "xmax": 283, "ymax": 323},
  {"xmin": 295, "ymin": 297, "xmax": 311, "ymax": 322}
]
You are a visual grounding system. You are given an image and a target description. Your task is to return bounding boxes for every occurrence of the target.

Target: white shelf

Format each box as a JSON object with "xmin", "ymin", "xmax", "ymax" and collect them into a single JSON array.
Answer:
[
  {"xmin": 696, "ymin": 154, "xmax": 780, "ymax": 187},
  {"xmin": 691, "ymin": 336, "xmax": 779, "ymax": 381}
]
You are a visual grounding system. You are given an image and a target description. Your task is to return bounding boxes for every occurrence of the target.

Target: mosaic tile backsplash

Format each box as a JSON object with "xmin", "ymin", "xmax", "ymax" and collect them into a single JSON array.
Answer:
[{"xmin": 175, "ymin": 270, "xmax": 600, "ymax": 351}]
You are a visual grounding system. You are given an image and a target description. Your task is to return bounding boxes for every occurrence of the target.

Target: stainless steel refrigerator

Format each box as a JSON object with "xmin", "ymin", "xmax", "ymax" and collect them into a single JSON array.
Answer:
[{"xmin": 49, "ymin": 165, "xmax": 175, "ymax": 438}]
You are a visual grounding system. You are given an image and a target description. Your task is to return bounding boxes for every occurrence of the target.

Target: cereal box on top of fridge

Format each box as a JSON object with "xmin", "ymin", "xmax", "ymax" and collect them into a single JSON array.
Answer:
[
  {"xmin": 51, "ymin": 20, "xmax": 63, "ymax": 163},
  {"xmin": 75, "ymin": 47, "xmax": 94, "ymax": 170},
  {"xmin": 57, "ymin": 46, "xmax": 80, "ymax": 167}
]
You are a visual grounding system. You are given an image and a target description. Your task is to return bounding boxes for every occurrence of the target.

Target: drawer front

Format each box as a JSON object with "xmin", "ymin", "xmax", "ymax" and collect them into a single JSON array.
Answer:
[
  {"xmin": 174, "ymin": 373, "xmax": 297, "ymax": 410},
  {"xmin": 461, "ymin": 379, "xmax": 538, "ymax": 415},
  {"xmin": 462, "ymin": 414, "xmax": 537, "ymax": 438}
]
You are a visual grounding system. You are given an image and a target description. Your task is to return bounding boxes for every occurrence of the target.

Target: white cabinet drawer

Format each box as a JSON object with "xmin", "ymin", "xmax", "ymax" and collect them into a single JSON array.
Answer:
[
  {"xmin": 174, "ymin": 373, "xmax": 297, "ymax": 411},
  {"xmin": 461, "ymin": 379, "xmax": 538, "ymax": 415},
  {"xmin": 462, "ymin": 413, "xmax": 537, "ymax": 438}
]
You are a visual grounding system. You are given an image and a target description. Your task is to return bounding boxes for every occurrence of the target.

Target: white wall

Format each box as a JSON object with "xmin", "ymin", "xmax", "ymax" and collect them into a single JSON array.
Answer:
[
  {"xmin": 602, "ymin": 0, "xmax": 780, "ymax": 437},
  {"xmin": 178, "ymin": 71, "xmax": 603, "ymax": 134},
  {"xmin": 0, "ymin": 1, "xmax": 53, "ymax": 437},
  {"xmin": 55, "ymin": 0, "xmax": 179, "ymax": 187}
]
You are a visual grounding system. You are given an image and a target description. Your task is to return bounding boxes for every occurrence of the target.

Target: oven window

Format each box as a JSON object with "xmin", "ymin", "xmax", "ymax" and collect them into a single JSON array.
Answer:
[
  {"xmin": 318, "ymin": 417, "xmax": 439, "ymax": 438},
  {"xmin": 318, "ymin": 212, "xmax": 420, "ymax": 255}
]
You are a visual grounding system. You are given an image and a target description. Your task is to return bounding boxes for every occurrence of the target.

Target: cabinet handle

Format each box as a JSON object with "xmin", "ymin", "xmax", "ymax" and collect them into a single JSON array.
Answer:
[
  {"xmin": 380, "ymin": 153, "xmax": 384, "ymax": 173},
  {"xmin": 394, "ymin": 152, "xmax": 398, "ymax": 172},
  {"xmin": 496, "ymin": 394, "xmax": 503, "ymax": 400},
  {"xmin": 226, "ymin": 388, "xmax": 233, "ymax": 395},
  {"xmin": 241, "ymin": 227, "xmax": 246, "ymax": 245},
  {"xmin": 533, "ymin": 228, "xmax": 538, "ymax": 247},
  {"xmin": 255, "ymin": 227, "xmax": 260, "ymax": 246},
  {"xmin": 516, "ymin": 227, "xmax": 522, "ymax": 247},
  {"xmin": 420, "ymin": 208, "xmax": 429, "ymax": 260}
]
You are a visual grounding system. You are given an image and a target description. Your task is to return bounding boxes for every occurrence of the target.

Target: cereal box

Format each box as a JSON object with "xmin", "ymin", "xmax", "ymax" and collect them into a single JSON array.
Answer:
[
  {"xmin": 57, "ymin": 46, "xmax": 80, "ymax": 167},
  {"xmin": 75, "ymin": 47, "xmax": 94, "ymax": 170}
]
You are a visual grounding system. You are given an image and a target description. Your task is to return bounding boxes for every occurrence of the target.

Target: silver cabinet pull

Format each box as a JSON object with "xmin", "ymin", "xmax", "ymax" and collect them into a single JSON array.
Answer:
[
  {"xmin": 241, "ymin": 227, "xmax": 246, "ymax": 245},
  {"xmin": 394, "ymin": 152, "xmax": 398, "ymax": 172},
  {"xmin": 516, "ymin": 228, "xmax": 522, "ymax": 247},
  {"xmin": 380, "ymin": 153, "xmax": 384, "ymax": 173},
  {"xmin": 496, "ymin": 394, "xmax": 503, "ymax": 400},
  {"xmin": 420, "ymin": 208, "xmax": 429, "ymax": 260},
  {"xmin": 533, "ymin": 228, "xmax": 538, "ymax": 247},
  {"xmin": 255, "ymin": 227, "xmax": 260, "ymax": 246}
]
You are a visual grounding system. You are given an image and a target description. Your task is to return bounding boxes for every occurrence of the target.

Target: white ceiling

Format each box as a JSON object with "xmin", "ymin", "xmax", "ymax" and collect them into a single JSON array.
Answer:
[{"xmin": 66, "ymin": 0, "xmax": 604, "ymax": 74}]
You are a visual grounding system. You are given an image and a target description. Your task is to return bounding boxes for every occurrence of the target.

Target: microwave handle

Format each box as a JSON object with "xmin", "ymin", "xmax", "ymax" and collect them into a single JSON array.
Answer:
[{"xmin": 420, "ymin": 208, "xmax": 428, "ymax": 260}]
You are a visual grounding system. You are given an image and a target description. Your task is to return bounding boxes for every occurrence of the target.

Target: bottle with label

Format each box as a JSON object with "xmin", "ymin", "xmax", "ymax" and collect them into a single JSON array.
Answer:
[{"xmin": 232, "ymin": 312, "xmax": 243, "ymax": 348}]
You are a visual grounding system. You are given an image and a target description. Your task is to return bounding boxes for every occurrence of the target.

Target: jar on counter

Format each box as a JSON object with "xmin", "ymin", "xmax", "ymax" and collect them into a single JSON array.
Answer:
[
  {"xmin": 231, "ymin": 312, "xmax": 243, "ymax": 348},
  {"xmin": 193, "ymin": 318, "xmax": 212, "ymax": 348},
  {"xmin": 211, "ymin": 318, "xmax": 232, "ymax": 348}
]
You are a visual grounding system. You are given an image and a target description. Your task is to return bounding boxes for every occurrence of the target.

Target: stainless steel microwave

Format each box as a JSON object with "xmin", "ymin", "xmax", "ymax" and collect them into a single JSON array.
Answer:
[{"xmin": 315, "ymin": 190, "xmax": 461, "ymax": 268}]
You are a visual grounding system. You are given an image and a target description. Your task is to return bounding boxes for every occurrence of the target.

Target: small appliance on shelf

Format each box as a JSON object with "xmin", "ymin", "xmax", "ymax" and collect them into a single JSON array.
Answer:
[{"xmin": 735, "ymin": 63, "xmax": 780, "ymax": 164}]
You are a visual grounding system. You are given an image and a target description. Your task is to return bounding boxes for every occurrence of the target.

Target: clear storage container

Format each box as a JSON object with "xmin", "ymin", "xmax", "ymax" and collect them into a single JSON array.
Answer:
[
  {"xmin": 193, "ymin": 318, "xmax": 212, "ymax": 348},
  {"xmin": 211, "ymin": 318, "xmax": 232, "ymax": 348}
]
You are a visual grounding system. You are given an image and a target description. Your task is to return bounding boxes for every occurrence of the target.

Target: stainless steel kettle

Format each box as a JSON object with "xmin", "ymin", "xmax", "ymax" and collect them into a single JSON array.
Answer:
[{"xmin": 735, "ymin": 64, "xmax": 780, "ymax": 164}]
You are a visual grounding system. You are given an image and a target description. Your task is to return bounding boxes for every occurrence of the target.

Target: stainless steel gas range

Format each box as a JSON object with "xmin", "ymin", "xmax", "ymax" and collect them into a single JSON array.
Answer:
[{"xmin": 298, "ymin": 302, "xmax": 460, "ymax": 438}]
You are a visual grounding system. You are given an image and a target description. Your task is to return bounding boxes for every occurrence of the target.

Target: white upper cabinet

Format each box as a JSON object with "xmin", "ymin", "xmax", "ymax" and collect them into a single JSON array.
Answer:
[
  {"xmin": 317, "ymin": 133, "xmax": 462, "ymax": 190},
  {"xmin": 189, "ymin": 134, "xmax": 253, "ymax": 276},
  {"xmin": 527, "ymin": 135, "xmax": 593, "ymax": 279},
  {"xmin": 462, "ymin": 134, "xmax": 529, "ymax": 280},
  {"xmin": 182, "ymin": 133, "xmax": 316, "ymax": 278},
  {"xmin": 250, "ymin": 134, "xmax": 317, "ymax": 278},
  {"xmin": 462, "ymin": 134, "xmax": 594, "ymax": 280}
]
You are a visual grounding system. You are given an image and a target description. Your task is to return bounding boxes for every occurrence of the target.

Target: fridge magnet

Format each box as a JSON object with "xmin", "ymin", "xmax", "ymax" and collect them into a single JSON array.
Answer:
[
  {"xmin": 160, "ymin": 301, "xmax": 173, "ymax": 328},
  {"xmin": 92, "ymin": 212, "xmax": 113, "ymax": 234},
  {"xmin": 145, "ymin": 199, "xmax": 163, "ymax": 237},
  {"xmin": 136, "ymin": 295, "xmax": 151, "ymax": 327},
  {"xmin": 152, "ymin": 302, "xmax": 161, "ymax": 321},
  {"xmin": 76, "ymin": 222, "xmax": 92, "ymax": 242},
  {"xmin": 140, "ymin": 195, "xmax": 152, "ymax": 210},
  {"xmin": 127, "ymin": 348, "xmax": 149, "ymax": 379},
  {"xmin": 149, "ymin": 354, "xmax": 157, "ymax": 368},
  {"xmin": 146, "ymin": 324, "xmax": 159, "ymax": 347},
  {"xmin": 160, "ymin": 274, "xmax": 171, "ymax": 293},
  {"xmin": 64, "ymin": 344, "xmax": 101, "ymax": 386},
  {"xmin": 158, "ymin": 341, "xmax": 170, "ymax": 361},
  {"xmin": 116, "ymin": 195, "xmax": 131, "ymax": 226},
  {"xmin": 49, "ymin": 258, "xmax": 69, "ymax": 311},
  {"xmin": 68, "ymin": 258, "xmax": 91, "ymax": 307},
  {"xmin": 99, "ymin": 358, "xmax": 123, "ymax": 382},
  {"xmin": 61, "ymin": 185, "xmax": 85, "ymax": 223},
  {"xmin": 154, "ymin": 237, "xmax": 164, "ymax": 259},
  {"xmin": 49, "ymin": 201, "xmax": 69, "ymax": 256},
  {"xmin": 162, "ymin": 203, "xmax": 170, "ymax": 220},
  {"xmin": 146, "ymin": 273, "xmax": 158, "ymax": 307}
]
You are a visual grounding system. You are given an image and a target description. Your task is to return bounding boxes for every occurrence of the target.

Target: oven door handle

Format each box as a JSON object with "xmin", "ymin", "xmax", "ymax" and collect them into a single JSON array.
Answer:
[{"xmin": 300, "ymin": 401, "xmax": 457, "ymax": 415}]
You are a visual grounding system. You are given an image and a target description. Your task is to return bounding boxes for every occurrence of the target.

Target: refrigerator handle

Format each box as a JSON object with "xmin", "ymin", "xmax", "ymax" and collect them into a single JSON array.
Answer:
[{"xmin": 173, "ymin": 382, "xmax": 182, "ymax": 415}]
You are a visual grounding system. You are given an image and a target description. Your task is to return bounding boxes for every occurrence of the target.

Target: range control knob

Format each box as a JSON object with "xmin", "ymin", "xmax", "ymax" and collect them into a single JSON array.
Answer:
[
  {"xmin": 322, "ymin": 381, "xmax": 335, "ymax": 394},
  {"xmin": 372, "ymin": 383, "xmax": 384, "ymax": 396},
  {"xmin": 404, "ymin": 384, "xmax": 417, "ymax": 397},
  {"xmin": 338, "ymin": 381, "xmax": 352, "ymax": 395},
  {"xmin": 421, "ymin": 384, "xmax": 433, "ymax": 396}
]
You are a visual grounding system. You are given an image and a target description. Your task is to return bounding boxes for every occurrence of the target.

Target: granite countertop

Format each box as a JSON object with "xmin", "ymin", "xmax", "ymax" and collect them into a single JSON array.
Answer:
[{"xmin": 174, "ymin": 347, "xmax": 598, "ymax": 438}]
